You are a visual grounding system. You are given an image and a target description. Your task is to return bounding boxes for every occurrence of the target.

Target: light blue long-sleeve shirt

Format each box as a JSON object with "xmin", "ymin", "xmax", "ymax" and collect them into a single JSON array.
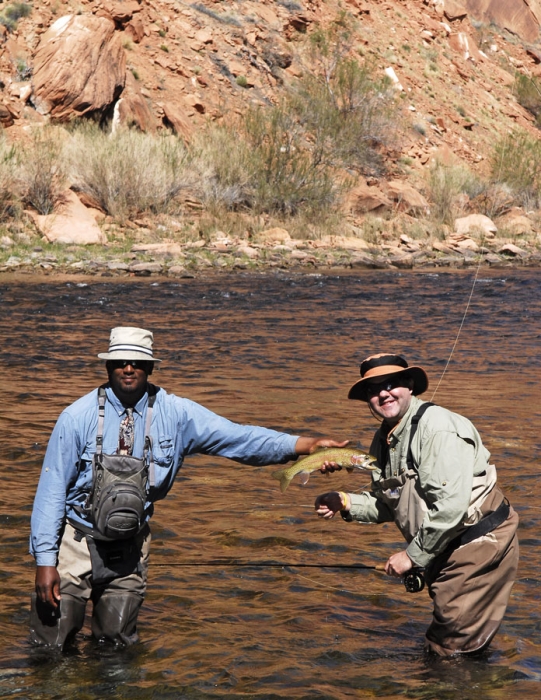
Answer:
[{"xmin": 30, "ymin": 384, "xmax": 299, "ymax": 566}]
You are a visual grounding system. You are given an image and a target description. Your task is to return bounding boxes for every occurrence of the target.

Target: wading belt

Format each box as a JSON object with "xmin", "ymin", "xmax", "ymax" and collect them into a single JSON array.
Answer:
[
  {"xmin": 406, "ymin": 401, "xmax": 510, "ymax": 547},
  {"xmin": 452, "ymin": 498, "xmax": 510, "ymax": 548}
]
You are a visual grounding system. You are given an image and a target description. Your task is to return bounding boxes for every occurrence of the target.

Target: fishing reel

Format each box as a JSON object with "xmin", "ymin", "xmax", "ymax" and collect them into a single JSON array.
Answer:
[{"xmin": 403, "ymin": 567, "xmax": 425, "ymax": 593}]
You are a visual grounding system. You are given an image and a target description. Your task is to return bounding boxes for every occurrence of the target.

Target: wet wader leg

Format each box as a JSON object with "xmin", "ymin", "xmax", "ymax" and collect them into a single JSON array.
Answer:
[
  {"xmin": 424, "ymin": 506, "xmax": 519, "ymax": 657},
  {"xmin": 30, "ymin": 523, "xmax": 93, "ymax": 650},
  {"xmin": 90, "ymin": 526, "xmax": 150, "ymax": 647},
  {"xmin": 29, "ymin": 593, "xmax": 86, "ymax": 650},
  {"xmin": 91, "ymin": 592, "xmax": 144, "ymax": 646}
]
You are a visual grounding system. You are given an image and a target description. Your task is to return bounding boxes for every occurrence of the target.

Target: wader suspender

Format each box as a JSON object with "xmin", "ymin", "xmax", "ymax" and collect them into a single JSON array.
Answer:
[
  {"xmin": 406, "ymin": 401, "xmax": 435, "ymax": 471},
  {"xmin": 96, "ymin": 385, "xmax": 157, "ymax": 487},
  {"xmin": 406, "ymin": 400, "xmax": 510, "ymax": 548}
]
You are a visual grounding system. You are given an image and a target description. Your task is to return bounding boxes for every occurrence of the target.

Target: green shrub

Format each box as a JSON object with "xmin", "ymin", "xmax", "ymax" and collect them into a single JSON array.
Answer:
[
  {"xmin": 513, "ymin": 73, "xmax": 541, "ymax": 126},
  {"xmin": 193, "ymin": 21, "xmax": 399, "ymax": 217},
  {"xmin": 66, "ymin": 124, "xmax": 191, "ymax": 220},
  {"xmin": 426, "ymin": 159, "xmax": 483, "ymax": 225},
  {"xmin": 490, "ymin": 128, "xmax": 541, "ymax": 207},
  {"xmin": 0, "ymin": 2, "xmax": 32, "ymax": 32}
]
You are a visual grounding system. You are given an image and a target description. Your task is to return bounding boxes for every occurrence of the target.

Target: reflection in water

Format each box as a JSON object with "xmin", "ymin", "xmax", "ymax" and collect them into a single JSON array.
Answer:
[{"xmin": 0, "ymin": 269, "xmax": 540, "ymax": 698}]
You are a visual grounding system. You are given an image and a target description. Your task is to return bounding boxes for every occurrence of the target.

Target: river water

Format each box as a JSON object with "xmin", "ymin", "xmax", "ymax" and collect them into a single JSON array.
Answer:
[{"xmin": 0, "ymin": 268, "xmax": 539, "ymax": 699}]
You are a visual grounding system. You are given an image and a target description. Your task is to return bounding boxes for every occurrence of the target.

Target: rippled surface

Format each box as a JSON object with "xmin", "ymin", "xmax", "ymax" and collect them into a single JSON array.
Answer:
[{"xmin": 0, "ymin": 269, "xmax": 540, "ymax": 699}]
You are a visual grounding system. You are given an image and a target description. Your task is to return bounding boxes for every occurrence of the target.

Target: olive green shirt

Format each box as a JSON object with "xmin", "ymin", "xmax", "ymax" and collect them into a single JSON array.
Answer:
[{"xmin": 346, "ymin": 396, "xmax": 494, "ymax": 568}]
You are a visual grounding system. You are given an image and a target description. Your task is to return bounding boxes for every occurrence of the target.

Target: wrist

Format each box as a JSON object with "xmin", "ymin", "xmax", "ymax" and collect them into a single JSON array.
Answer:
[{"xmin": 338, "ymin": 491, "xmax": 351, "ymax": 511}]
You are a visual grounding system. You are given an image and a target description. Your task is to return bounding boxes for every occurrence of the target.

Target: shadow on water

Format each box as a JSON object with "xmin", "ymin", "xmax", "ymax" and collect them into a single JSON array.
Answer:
[{"xmin": 0, "ymin": 269, "xmax": 540, "ymax": 698}]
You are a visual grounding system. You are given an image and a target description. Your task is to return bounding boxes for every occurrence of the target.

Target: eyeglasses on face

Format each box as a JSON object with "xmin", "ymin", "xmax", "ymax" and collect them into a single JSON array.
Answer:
[
  {"xmin": 366, "ymin": 377, "xmax": 408, "ymax": 397},
  {"xmin": 108, "ymin": 360, "xmax": 153, "ymax": 371}
]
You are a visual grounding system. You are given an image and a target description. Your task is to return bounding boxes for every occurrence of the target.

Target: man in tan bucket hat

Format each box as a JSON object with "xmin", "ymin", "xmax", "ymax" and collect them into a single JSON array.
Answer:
[
  {"xmin": 29, "ymin": 326, "xmax": 346, "ymax": 650},
  {"xmin": 315, "ymin": 353, "xmax": 519, "ymax": 657}
]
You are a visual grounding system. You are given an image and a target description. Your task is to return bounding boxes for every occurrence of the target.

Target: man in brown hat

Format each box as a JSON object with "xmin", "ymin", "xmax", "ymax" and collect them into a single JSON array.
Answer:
[
  {"xmin": 315, "ymin": 353, "xmax": 519, "ymax": 657},
  {"xmin": 30, "ymin": 326, "xmax": 346, "ymax": 650}
]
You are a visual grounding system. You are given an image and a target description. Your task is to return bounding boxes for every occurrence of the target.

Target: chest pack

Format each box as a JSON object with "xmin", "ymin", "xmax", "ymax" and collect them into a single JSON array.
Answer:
[{"xmin": 84, "ymin": 386, "xmax": 156, "ymax": 540}]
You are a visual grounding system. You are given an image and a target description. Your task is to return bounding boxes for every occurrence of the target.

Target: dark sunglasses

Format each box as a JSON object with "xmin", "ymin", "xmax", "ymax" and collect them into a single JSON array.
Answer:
[
  {"xmin": 108, "ymin": 360, "xmax": 153, "ymax": 371},
  {"xmin": 366, "ymin": 377, "xmax": 408, "ymax": 397}
]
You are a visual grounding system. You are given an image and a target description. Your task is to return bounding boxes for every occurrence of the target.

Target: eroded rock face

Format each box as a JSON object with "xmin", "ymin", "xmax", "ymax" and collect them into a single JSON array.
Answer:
[
  {"xmin": 463, "ymin": 0, "xmax": 541, "ymax": 43},
  {"xmin": 31, "ymin": 15, "xmax": 126, "ymax": 121}
]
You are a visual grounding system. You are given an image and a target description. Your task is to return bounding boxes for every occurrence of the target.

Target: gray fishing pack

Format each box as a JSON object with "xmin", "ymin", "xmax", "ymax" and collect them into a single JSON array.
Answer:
[{"xmin": 84, "ymin": 386, "xmax": 156, "ymax": 540}]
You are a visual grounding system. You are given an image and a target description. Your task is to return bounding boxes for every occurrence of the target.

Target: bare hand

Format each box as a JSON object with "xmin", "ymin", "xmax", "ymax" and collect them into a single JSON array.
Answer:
[
  {"xmin": 294, "ymin": 437, "xmax": 349, "ymax": 456},
  {"xmin": 315, "ymin": 491, "xmax": 350, "ymax": 519},
  {"xmin": 384, "ymin": 551, "xmax": 413, "ymax": 578},
  {"xmin": 35, "ymin": 566, "xmax": 61, "ymax": 609}
]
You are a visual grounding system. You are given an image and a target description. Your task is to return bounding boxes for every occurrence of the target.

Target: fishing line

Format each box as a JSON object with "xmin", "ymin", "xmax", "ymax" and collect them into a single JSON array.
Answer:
[
  {"xmin": 431, "ymin": 68, "xmax": 519, "ymax": 399},
  {"xmin": 429, "ymin": 257, "xmax": 483, "ymax": 401}
]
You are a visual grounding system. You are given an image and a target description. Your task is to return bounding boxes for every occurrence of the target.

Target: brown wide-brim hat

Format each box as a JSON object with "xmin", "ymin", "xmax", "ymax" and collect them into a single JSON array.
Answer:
[{"xmin": 348, "ymin": 353, "xmax": 428, "ymax": 402}]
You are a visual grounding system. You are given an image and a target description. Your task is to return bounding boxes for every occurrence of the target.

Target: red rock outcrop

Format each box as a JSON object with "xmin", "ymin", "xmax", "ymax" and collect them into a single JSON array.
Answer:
[
  {"xmin": 31, "ymin": 14, "xmax": 126, "ymax": 121},
  {"xmin": 463, "ymin": 0, "xmax": 541, "ymax": 42}
]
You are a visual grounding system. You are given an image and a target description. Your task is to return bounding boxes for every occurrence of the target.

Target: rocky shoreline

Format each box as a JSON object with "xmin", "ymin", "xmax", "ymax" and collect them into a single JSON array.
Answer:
[{"xmin": 1, "ymin": 230, "xmax": 540, "ymax": 278}]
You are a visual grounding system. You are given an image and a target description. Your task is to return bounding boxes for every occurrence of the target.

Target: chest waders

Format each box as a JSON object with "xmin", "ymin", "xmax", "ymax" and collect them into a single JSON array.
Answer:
[{"xmin": 31, "ymin": 387, "xmax": 158, "ymax": 650}]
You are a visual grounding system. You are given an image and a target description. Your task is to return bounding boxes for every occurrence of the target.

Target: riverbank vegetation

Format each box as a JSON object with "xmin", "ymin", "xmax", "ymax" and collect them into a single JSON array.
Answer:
[{"xmin": 1, "ymin": 18, "xmax": 541, "ymax": 273}]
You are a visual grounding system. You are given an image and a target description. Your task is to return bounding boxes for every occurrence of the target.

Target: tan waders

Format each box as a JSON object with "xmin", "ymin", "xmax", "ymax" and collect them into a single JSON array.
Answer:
[{"xmin": 30, "ymin": 522, "xmax": 150, "ymax": 650}]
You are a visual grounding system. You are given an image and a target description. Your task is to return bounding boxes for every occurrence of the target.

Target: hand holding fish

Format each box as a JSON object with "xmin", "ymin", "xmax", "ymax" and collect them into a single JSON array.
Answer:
[
  {"xmin": 294, "ymin": 437, "xmax": 350, "ymax": 455},
  {"xmin": 315, "ymin": 491, "xmax": 350, "ymax": 519}
]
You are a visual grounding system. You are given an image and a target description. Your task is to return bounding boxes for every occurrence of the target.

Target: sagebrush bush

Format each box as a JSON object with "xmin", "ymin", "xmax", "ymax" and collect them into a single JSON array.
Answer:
[
  {"xmin": 426, "ymin": 160, "xmax": 483, "ymax": 225},
  {"xmin": 19, "ymin": 128, "xmax": 65, "ymax": 215},
  {"xmin": 491, "ymin": 129, "xmax": 541, "ymax": 208},
  {"xmin": 0, "ymin": 2, "xmax": 32, "ymax": 31},
  {"xmin": 193, "ymin": 107, "xmax": 338, "ymax": 217},
  {"xmin": 514, "ymin": 73, "xmax": 541, "ymax": 127},
  {"xmin": 0, "ymin": 134, "xmax": 18, "ymax": 220},
  {"xmin": 66, "ymin": 125, "xmax": 191, "ymax": 220}
]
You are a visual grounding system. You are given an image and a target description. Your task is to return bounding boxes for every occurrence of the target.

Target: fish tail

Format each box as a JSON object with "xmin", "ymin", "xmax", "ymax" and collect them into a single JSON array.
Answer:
[{"xmin": 272, "ymin": 468, "xmax": 293, "ymax": 493}]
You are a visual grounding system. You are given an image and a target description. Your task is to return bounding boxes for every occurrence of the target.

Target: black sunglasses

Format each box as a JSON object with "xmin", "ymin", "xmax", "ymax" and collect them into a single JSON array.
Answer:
[
  {"xmin": 108, "ymin": 360, "xmax": 153, "ymax": 371},
  {"xmin": 366, "ymin": 377, "xmax": 408, "ymax": 397}
]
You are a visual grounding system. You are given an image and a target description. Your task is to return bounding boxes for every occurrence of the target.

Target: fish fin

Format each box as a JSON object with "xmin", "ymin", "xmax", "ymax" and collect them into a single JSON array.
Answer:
[
  {"xmin": 298, "ymin": 470, "xmax": 311, "ymax": 486},
  {"xmin": 272, "ymin": 468, "xmax": 292, "ymax": 493}
]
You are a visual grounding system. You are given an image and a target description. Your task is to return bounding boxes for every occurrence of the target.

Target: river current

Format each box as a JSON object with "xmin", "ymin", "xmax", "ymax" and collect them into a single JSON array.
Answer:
[{"xmin": 0, "ymin": 268, "xmax": 539, "ymax": 699}]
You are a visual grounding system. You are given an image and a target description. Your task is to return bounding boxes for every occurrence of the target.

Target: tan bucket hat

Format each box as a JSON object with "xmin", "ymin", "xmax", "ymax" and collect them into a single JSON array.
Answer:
[
  {"xmin": 97, "ymin": 326, "xmax": 162, "ymax": 363},
  {"xmin": 348, "ymin": 353, "xmax": 428, "ymax": 402}
]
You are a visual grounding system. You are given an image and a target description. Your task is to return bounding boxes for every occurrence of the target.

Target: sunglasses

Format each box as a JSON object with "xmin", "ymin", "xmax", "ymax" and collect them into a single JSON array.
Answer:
[
  {"xmin": 366, "ymin": 377, "xmax": 408, "ymax": 397},
  {"xmin": 108, "ymin": 360, "xmax": 153, "ymax": 371}
]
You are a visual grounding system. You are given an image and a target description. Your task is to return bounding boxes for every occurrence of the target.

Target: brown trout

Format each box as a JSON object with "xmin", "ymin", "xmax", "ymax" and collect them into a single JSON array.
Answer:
[{"xmin": 272, "ymin": 447, "xmax": 378, "ymax": 493}]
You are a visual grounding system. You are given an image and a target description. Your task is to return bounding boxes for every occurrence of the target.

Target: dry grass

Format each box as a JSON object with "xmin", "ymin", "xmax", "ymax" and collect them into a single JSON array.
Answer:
[
  {"xmin": 490, "ymin": 128, "xmax": 541, "ymax": 209},
  {"xmin": 18, "ymin": 127, "xmax": 66, "ymax": 215},
  {"xmin": 66, "ymin": 124, "xmax": 192, "ymax": 221},
  {"xmin": 426, "ymin": 159, "xmax": 484, "ymax": 225}
]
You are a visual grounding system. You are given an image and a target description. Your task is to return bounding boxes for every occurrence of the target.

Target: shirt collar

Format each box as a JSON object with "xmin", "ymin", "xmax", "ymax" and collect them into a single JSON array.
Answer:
[{"xmin": 104, "ymin": 385, "xmax": 149, "ymax": 417}]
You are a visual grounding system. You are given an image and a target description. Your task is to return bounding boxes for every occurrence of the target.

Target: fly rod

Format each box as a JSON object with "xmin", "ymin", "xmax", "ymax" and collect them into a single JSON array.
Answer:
[
  {"xmin": 153, "ymin": 560, "xmax": 385, "ymax": 571},
  {"xmin": 152, "ymin": 561, "xmax": 426, "ymax": 592}
]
